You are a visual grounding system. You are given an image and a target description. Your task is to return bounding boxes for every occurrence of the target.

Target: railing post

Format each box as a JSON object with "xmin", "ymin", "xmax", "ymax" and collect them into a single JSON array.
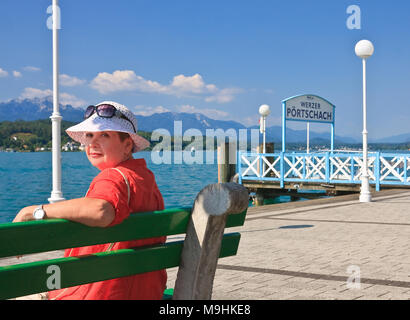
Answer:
[
  {"xmin": 376, "ymin": 152, "xmax": 380, "ymax": 191},
  {"xmin": 350, "ymin": 155, "xmax": 355, "ymax": 183},
  {"xmin": 173, "ymin": 183, "xmax": 249, "ymax": 300},
  {"xmin": 404, "ymin": 155, "xmax": 408, "ymax": 185},
  {"xmin": 325, "ymin": 152, "xmax": 330, "ymax": 183},
  {"xmin": 237, "ymin": 151, "xmax": 242, "ymax": 184},
  {"xmin": 280, "ymin": 152, "xmax": 285, "ymax": 188},
  {"xmin": 330, "ymin": 153, "xmax": 334, "ymax": 180}
]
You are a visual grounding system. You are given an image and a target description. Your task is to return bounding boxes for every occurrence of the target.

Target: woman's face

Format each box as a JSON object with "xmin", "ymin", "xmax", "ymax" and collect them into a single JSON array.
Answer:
[{"xmin": 84, "ymin": 131, "xmax": 133, "ymax": 170}]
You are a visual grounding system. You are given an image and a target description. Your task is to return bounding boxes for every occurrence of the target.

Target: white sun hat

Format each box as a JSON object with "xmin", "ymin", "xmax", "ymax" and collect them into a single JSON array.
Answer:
[{"xmin": 66, "ymin": 101, "xmax": 149, "ymax": 153}]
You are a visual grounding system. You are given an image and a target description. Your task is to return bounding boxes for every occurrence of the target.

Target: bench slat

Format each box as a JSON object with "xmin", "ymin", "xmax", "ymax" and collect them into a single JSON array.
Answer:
[
  {"xmin": 0, "ymin": 233, "xmax": 241, "ymax": 300},
  {"xmin": 0, "ymin": 208, "xmax": 247, "ymax": 259}
]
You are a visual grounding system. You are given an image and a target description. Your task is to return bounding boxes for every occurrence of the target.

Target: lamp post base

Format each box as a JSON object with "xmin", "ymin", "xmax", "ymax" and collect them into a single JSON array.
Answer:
[
  {"xmin": 359, "ymin": 192, "xmax": 372, "ymax": 203},
  {"xmin": 359, "ymin": 176, "xmax": 372, "ymax": 203},
  {"xmin": 48, "ymin": 191, "xmax": 65, "ymax": 204}
]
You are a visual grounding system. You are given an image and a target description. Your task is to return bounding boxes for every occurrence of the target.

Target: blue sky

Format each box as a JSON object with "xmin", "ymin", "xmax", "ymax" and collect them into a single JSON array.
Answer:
[{"xmin": 0, "ymin": 0, "xmax": 409, "ymax": 139}]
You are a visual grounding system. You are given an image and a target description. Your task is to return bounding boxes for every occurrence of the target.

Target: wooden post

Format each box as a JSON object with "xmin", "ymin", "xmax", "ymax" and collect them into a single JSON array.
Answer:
[
  {"xmin": 217, "ymin": 142, "xmax": 237, "ymax": 183},
  {"xmin": 254, "ymin": 192, "xmax": 264, "ymax": 206},
  {"xmin": 173, "ymin": 182, "xmax": 249, "ymax": 300}
]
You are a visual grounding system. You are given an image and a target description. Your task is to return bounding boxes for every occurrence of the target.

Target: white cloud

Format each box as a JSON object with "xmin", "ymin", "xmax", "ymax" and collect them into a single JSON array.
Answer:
[
  {"xmin": 20, "ymin": 87, "xmax": 52, "ymax": 99},
  {"xmin": 0, "ymin": 68, "xmax": 8, "ymax": 77},
  {"xmin": 59, "ymin": 93, "xmax": 86, "ymax": 108},
  {"xmin": 133, "ymin": 105, "xmax": 171, "ymax": 116},
  {"xmin": 132, "ymin": 103, "xmax": 230, "ymax": 120},
  {"xmin": 177, "ymin": 104, "xmax": 229, "ymax": 119},
  {"xmin": 90, "ymin": 70, "xmax": 165, "ymax": 94},
  {"xmin": 13, "ymin": 71, "xmax": 22, "ymax": 78},
  {"xmin": 90, "ymin": 70, "xmax": 240, "ymax": 103},
  {"xmin": 60, "ymin": 74, "xmax": 86, "ymax": 87},
  {"xmin": 23, "ymin": 66, "xmax": 41, "ymax": 72},
  {"xmin": 19, "ymin": 87, "xmax": 86, "ymax": 108},
  {"xmin": 205, "ymin": 88, "xmax": 242, "ymax": 104},
  {"xmin": 178, "ymin": 105, "xmax": 196, "ymax": 113},
  {"xmin": 234, "ymin": 114, "xmax": 282, "ymax": 128},
  {"xmin": 169, "ymin": 74, "xmax": 215, "ymax": 95}
]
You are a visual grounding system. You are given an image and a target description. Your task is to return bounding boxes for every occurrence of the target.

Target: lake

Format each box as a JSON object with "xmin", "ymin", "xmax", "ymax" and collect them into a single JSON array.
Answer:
[{"xmin": 0, "ymin": 151, "xmax": 221, "ymax": 223}]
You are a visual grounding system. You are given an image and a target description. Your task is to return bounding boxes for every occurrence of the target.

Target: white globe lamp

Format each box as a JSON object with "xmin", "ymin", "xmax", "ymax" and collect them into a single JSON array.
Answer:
[
  {"xmin": 259, "ymin": 104, "xmax": 271, "ymax": 117},
  {"xmin": 355, "ymin": 40, "xmax": 374, "ymax": 59}
]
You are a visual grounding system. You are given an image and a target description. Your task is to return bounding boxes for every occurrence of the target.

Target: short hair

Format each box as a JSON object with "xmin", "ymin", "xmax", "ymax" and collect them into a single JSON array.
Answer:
[
  {"xmin": 116, "ymin": 132, "xmax": 134, "ymax": 154},
  {"xmin": 117, "ymin": 132, "xmax": 131, "ymax": 142}
]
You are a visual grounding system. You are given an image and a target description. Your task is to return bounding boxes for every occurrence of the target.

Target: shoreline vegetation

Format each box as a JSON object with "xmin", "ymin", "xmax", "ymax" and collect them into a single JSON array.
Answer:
[{"xmin": 1, "ymin": 119, "xmax": 410, "ymax": 153}]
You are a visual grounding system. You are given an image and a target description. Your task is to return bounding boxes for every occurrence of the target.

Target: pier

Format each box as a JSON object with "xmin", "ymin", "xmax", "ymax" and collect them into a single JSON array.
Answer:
[{"xmin": 237, "ymin": 150, "xmax": 410, "ymax": 203}]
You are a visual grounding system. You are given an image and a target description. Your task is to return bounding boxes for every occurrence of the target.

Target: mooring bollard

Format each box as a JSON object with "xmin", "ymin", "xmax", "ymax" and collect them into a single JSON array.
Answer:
[{"xmin": 217, "ymin": 142, "xmax": 237, "ymax": 183}]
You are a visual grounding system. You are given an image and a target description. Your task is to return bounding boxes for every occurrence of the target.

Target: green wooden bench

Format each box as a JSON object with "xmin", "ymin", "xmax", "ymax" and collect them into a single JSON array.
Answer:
[{"xmin": 0, "ymin": 183, "xmax": 249, "ymax": 300}]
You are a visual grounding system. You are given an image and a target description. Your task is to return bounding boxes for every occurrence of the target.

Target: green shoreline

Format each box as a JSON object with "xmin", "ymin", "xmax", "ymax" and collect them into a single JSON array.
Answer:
[{"xmin": 1, "ymin": 119, "xmax": 410, "ymax": 153}]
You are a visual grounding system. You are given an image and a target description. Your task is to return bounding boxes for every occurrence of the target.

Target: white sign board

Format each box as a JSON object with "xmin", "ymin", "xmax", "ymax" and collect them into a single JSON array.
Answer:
[{"xmin": 284, "ymin": 95, "xmax": 334, "ymax": 123}]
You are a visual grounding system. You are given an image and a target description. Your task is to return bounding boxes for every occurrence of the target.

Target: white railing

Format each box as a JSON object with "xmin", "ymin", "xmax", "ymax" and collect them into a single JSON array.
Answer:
[{"xmin": 238, "ymin": 152, "xmax": 410, "ymax": 191}]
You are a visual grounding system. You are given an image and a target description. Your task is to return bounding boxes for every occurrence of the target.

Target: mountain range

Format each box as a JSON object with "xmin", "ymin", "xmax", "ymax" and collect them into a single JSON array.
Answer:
[
  {"xmin": 0, "ymin": 97, "xmax": 408, "ymax": 144},
  {"xmin": 0, "ymin": 97, "xmax": 84, "ymax": 123}
]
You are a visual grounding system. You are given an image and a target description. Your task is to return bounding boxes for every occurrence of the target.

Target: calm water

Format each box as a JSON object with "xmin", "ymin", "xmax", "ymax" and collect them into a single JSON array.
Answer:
[
  {"xmin": 0, "ymin": 151, "xmax": 225, "ymax": 223},
  {"xmin": 2, "ymin": 149, "xmax": 406, "ymax": 223}
]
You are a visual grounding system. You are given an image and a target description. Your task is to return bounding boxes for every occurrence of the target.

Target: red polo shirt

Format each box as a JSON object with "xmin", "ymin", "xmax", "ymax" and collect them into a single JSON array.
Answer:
[{"xmin": 48, "ymin": 158, "xmax": 166, "ymax": 300}]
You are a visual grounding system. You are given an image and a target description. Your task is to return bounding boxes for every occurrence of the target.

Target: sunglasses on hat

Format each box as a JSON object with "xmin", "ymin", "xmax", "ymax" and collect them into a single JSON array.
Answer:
[{"xmin": 84, "ymin": 104, "xmax": 136, "ymax": 133}]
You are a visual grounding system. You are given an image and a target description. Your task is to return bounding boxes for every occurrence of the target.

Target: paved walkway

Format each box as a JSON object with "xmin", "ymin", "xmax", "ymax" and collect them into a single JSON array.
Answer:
[
  {"xmin": 167, "ymin": 189, "xmax": 410, "ymax": 300},
  {"xmin": 3, "ymin": 189, "xmax": 410, "ymax": 300}
]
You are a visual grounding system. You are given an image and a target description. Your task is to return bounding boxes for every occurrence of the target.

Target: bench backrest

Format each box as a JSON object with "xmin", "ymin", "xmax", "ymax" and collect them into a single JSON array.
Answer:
[{"xmin": 0, "ymin": 182, "xmax": 249, "ymax": 300}]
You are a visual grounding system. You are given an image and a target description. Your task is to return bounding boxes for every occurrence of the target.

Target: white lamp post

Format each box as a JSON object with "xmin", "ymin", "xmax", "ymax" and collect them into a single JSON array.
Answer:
[
  {"xmin": 48, "ymin": 0, "xmax": 64, "ymax": 203},
  {"xmin": 259, "ymin": 104, "xmax": 271, "ymax": 177},
  {"xmin": 307, "ymin": 122, "xmax": 310, "ymax": 153},
  {"xmin": 259, "ymin": 104, "xmax": 271, "ymax": 154},
  {"xmin": 355, "ymin": 39, "xmax": 374, "ymax": 203}
]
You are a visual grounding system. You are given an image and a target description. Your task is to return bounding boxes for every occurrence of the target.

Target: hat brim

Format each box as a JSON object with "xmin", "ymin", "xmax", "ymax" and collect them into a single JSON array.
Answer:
[{"xmin": 66, "ymin": 115, "xmax": 150, "ymax": 153}]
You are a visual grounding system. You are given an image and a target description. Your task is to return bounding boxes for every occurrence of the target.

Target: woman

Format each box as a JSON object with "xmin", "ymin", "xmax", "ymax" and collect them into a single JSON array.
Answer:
[{"xmin": 13, "ymin": 101, "xmax": 166, "ymax": 300}]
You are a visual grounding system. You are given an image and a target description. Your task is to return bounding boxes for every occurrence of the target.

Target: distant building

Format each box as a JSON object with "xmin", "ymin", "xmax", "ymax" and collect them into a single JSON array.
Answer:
[{"xmin": 62, "ymin": 142, "xmax": 79, "ymax": 151}]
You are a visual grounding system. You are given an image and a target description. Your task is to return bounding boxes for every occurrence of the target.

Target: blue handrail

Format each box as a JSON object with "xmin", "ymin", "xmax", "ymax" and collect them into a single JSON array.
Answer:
[{"xmin": 237, "ymin": 151, "xmax": 410, "ymax": 191}]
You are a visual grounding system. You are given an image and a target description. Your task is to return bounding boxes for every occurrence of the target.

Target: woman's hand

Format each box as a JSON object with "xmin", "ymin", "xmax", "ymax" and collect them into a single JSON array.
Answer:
[
  {"xmin": 13, "ymin": 206, "xmax": 38, "ymax": 259},
  {"xmin": 13, "ymin": 205, "xmax": 37, "ymax": 223},
  {"xmin": 13, "ymin": 198, "xmax": 114, "ymax": 227},
  {"xmin": 14, "ymin": 199, "xmax": 115, "ymax": 227}
]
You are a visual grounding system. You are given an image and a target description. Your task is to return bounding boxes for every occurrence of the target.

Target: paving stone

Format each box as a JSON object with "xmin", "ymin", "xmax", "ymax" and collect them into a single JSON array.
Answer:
[{"xmin": 208, "ymin": 190, "xmax": 410, "ymax": 300}]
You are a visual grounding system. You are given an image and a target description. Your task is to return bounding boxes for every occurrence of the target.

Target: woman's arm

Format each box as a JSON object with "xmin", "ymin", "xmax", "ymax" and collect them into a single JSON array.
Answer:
[{"xmin": 13, "ymin": 197, "xmax": 115, "ymax": 227}]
